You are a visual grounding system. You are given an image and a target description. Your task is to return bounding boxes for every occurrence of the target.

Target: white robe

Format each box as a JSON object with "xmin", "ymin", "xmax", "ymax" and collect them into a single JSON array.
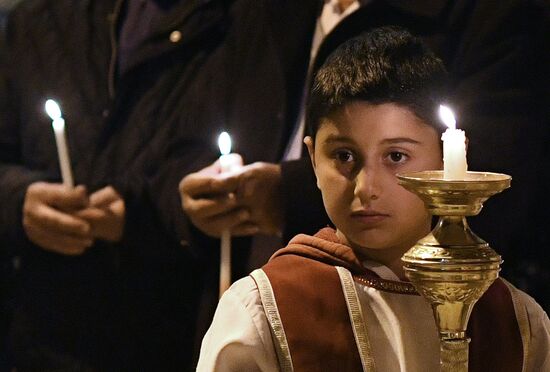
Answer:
[{"xmin": 197, "ymin": 263, "xmax": 550, "ymax": 372}]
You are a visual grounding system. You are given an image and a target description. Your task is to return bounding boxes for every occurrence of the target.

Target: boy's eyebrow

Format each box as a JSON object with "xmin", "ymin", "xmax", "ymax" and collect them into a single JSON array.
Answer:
[
  {"xmin": 380, "ymin": 137, "xmax": 422, "ymax": 145},
  {"xmin": 322, "ymin": 135, "xmax": 422, "ymax": 145},
  {"xmin": 323, "ymin": 134, "xmax": 355, "ymax": 144}
]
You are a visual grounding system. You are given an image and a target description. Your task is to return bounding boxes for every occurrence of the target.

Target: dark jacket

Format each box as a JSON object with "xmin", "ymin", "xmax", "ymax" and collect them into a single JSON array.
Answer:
[{"xmin": 0, "ymin": 0, "xmax": 232, "ymax": 369}]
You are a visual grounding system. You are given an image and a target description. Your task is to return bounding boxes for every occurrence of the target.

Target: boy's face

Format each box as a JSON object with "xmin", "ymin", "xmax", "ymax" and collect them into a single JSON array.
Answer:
[{"xmin": 305, "ymin": 102, "xmax": 442, "ymax": 261}]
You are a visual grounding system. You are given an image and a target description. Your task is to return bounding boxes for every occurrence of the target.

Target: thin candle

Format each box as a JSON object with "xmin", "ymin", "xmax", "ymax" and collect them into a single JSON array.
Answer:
[
  {"xmin": 45, "ymin": 99, "xmax": 74, "ymax": 187},
  {"xmin": 439, "ymin": 105, "xmax": 467, "ymax": 180},
  {"xmin": 217, "ymin": 132, "xmax": 242, "ymax": 297}
]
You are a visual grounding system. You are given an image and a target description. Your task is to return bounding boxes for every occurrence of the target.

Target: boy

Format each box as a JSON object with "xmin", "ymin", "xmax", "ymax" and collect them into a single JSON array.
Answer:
[{"xmin": 196, "ymin": 27, "xmax": 550, "ymax": 371}]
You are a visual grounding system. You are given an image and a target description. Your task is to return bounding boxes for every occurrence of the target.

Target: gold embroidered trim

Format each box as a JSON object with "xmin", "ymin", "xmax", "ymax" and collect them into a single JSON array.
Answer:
[
  {"xmin": 502, "ymin": 279, "xmax": 530, "ymax": 372},
  {"xmin": 352, "ymin": 275, "xmax": 418, "ymax": 295},
  {"xmin": 250, "ymin": 269, "xmax": 294, "ymax": 372},
  {"xmin": 336, "ymin": 267, "xmax": 376, "ymax": 372}
]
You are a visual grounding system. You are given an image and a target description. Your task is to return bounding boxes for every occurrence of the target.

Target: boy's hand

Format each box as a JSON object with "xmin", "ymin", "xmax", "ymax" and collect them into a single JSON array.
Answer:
[
  {"xmin": 179, "ymin": 160, "xmax": 255, "ymax": 238},
  {"xmin": 179, "ymin": 160, "xmax": 283, "ymax": 238},
  {"xmin": 76, "ymin": 186, "xmax": 125, "ymax": 242},
  {"xmin": 23, "ymin": 182, "xmax": 93, "ymax": 255}
]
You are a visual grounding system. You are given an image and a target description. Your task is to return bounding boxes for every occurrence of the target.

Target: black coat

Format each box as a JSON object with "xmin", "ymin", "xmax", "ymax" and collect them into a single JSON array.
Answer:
[{"xmin": 0, "ymin": 0, "xmax": 233, "ymax": 369}]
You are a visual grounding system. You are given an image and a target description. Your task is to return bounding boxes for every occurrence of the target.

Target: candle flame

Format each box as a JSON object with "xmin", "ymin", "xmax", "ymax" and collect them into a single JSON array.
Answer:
[
  {"xmin": 218, "ymin": 132, "xmax": 232, "ymax": 155},
  {"xmin": 439, "ymin": 105, "xmax": 456, "ymax": 130},
  {"xmin": 45, "ymin": 99, "xmax": 62, "ymax": 120}
]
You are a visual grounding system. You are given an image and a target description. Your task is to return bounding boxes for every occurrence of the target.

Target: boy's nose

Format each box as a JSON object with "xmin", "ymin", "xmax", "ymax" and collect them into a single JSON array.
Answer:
[{"xmin": 354, "ymin": 167, "xmax": 380, "ymax": 203}]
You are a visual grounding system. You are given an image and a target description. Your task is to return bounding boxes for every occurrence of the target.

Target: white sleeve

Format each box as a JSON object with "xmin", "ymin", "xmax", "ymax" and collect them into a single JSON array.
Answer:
[
  {"xmin": 196, "ymin": 276, "xmax": 279, "ymax": 372},
  {"xmin": 522, "ymin": 292, "xmax": 550, "ymax": 371}
]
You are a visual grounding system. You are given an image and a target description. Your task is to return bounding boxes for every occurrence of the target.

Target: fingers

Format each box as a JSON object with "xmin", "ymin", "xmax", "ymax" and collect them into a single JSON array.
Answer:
[
  {"xmin": 27, "ymin": 182, "xmax": 89, "ymax": 211},
  {"xmin": 180, "ymin": 166, "xmax": 245, "ymax": 238},
  {"xmin": 107, "ymin": 198, "xmax": 125, "ymax": 216},
  {"xmin": 89, "ymin": 186, "xmax": 122, "ymax": 209},
  {"xmin": 231, "ymin": 162, "xmax": 283, "ymax": 235},
  {"xmin": 229, "ymin": 221, "xmax": 260, "ymax": 237},
  {"xmin": 179, "ymin": 170, "xmax": 241, "ymax": 199},
  {"xmin": 23, "ymin": 181, "xmax": 94, "ymax": 255},
  {"xmin": 77, "ymin": 186, "xmax": 126, "ymax": 243},
  {"xmin": 182, "ymin": 192, "xmax": 238, "ymax": 220},
  {"xmin": 76, "ymin": 205, "xmax": 125, "ymax": 242},
  {"xmin": 24, "ymin": 198, "xmax": 91, "ymax": 238},
  {"xmin": 24, "ymin": 222, "xmax": 93, "ymax": 255},
  {"xmin": 75, "ymin": 207, "xmax": 106, "ymax": 222},
  {"xmin": 187, "ymin": 205, "xmax": 253, "ymax": 238},
  {"xmin": 179, "ymin": 161, "xmax": 285, "ymax": 237}
]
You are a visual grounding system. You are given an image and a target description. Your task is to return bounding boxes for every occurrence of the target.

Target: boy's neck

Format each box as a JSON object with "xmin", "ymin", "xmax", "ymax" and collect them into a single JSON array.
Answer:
[
  {"xmin": 360, "ymin": 248, "xmax": 408, "ymax": 280},
  {"xmin": 336, "ymin": 230, "xmax": 411, "ymax": 281}
]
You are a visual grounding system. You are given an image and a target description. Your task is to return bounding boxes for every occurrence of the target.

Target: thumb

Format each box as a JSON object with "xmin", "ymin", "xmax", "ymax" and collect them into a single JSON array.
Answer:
[{"xmin": 90, "ymin": 186, "xmax": 122, "ymax": 209}]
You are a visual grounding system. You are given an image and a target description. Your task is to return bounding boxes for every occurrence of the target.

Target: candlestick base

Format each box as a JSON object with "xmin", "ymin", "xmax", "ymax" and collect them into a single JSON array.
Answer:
[{"xmin": 397, "ymin": 170, "xmax": 511, "ymax": 372}]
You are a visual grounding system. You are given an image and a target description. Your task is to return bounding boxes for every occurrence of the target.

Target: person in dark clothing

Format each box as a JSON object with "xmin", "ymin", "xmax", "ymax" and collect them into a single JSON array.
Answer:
[
  {"xmin": 180, "ymin": 0, "xmax": 550, "ymax": 312},
  {"xmin": 0, "ymin": 0, "xmax": 237, "ymax": 370}
]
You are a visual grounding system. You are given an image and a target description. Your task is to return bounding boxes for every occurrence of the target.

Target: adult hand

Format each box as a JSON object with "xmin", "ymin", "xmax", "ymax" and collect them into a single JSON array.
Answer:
[
  {"xmin": 235, "ymin": 162, "xmax": 283, "ymax": 236},
  {"xmin": 77, "ymin": 186, "xmax": 125, "ymax": 242},
  {"xmin": 23, "ymin": 182, "xmax": 93, "ymax": 255},
  {"xmin": 179, "ymin": 159, "xmax": 283, "ymax": 238},
  {"xmin": 180, "ymin": 158, "xmax": 255, "ymax": 238}
]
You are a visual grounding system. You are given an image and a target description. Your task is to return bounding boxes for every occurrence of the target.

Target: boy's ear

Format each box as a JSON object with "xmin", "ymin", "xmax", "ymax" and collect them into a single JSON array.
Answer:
[
  {"xmin": 304, "ymin": 136, "xmax": 316, "ymax": 170},
  {"xmin": 304, "ymin": 136, "xmax": 321, "ymax": 189}
]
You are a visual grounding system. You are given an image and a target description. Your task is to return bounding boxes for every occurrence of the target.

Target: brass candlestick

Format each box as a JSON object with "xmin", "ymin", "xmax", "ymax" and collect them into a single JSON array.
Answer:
[{"xmin": 397, "ymin": 170, "xmax": 511, "ymax": 371}]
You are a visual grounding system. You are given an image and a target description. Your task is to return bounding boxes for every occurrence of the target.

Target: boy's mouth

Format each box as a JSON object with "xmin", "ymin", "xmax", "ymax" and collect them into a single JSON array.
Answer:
[{"xmin": 350, "ymin": 210, "xmax": 389, "ymax": 226}]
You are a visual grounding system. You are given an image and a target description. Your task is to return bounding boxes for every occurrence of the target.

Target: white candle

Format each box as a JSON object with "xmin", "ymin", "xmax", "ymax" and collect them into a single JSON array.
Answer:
[
  {"xmin": 217, "ymin": 132, "xmax": 243, "ymax": 297},
  {"xmin": 218, "ymin": 132, "xmax": 242, "ymax": 173},
  {"xmin": 439, "ymin": 105, "xmax": 467, "ymax": 180},
  {"xmin": 45, "ymin": 100, "xmax": 74, "ymax": 187}
]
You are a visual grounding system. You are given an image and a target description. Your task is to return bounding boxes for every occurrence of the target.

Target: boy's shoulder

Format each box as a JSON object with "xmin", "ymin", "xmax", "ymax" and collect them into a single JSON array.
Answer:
[
  {"xmin": 226, "ymin": 275, "xmax": 263, "ymax": 311},
  {"xmin": 264, "ymin": 228, "xmax": 366, "ymax": 275},
  {"xmin": 500, "ymin": 277, "xmax": 549, "ymax": 320}
]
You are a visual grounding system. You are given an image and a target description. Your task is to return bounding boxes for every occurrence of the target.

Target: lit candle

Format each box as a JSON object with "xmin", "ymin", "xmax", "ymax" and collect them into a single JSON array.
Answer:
[
  {"xmin": 218, "ymin": 132, "xmax": 242, "ymax": 173},
  {"xmin": 45, "ymin": 99, "xmax": 74, "ymax": 187},
  {"xmin": 439, "ymin": 105, "xmax": 467, "ymax": 180},
  {"xmin": 217, "ymin": 132, "xmax": 243, "ymax": 297}
]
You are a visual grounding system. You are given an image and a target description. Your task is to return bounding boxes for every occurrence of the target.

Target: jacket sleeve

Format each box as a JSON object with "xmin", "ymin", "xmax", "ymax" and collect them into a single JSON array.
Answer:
[
  {"xmin": 0, "ymin": 9, "xmax": 50, "ymax": 249},
  {"xmin": 106, "ymin": 108, "xmax": 219, "ymax": 263}
]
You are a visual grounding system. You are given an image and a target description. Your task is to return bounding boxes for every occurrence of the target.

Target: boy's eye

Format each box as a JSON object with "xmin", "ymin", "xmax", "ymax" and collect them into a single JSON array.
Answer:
[
  {"xmin": 331, "ymin": 149, "xmax": 358, "ymax": 177},
  {"xmin": 387, "ymin": 151, "xmax": 408, "ymax": 163},
  {"xmin": 335, "ymin": 150, "xmax": 355, "ymax": 163}
]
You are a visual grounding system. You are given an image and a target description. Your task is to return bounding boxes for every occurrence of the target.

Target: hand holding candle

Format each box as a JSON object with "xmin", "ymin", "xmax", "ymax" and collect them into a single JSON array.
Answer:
[
  {"xmin": 439, "ymin": 105, "xmax": 467, "ymax": 180},
  {"xmin": 45, "ymin": 99, "xmax": 74, "ymax": 187},
  {"xmin": 218, "ymin": 131, "xmax": 243, "ymax": 297}
]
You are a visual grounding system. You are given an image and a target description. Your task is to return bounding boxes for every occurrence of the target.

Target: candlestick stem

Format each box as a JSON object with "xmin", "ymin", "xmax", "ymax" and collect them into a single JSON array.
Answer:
[{"xmin": 441, "ymin": 339, "xmax": 469, "ymax": 371}]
